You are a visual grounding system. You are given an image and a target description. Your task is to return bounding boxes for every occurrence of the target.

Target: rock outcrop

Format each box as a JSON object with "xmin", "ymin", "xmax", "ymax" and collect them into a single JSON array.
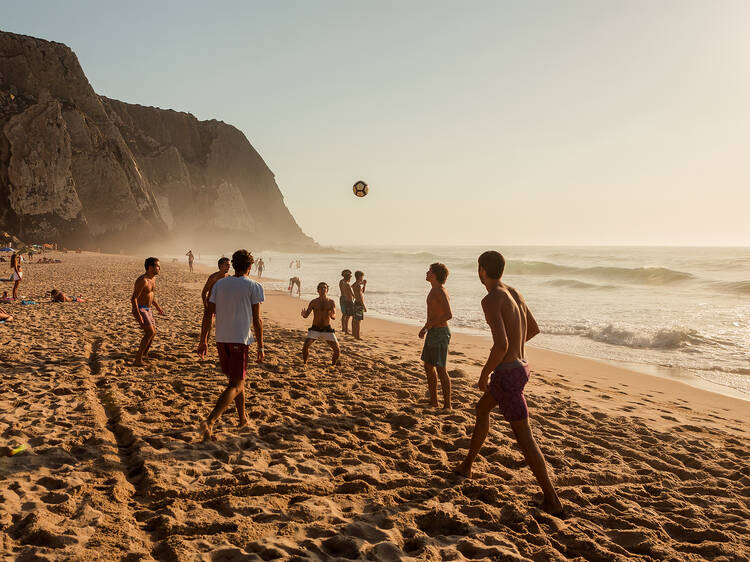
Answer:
[{"xmin": 0, "ymin": 30, "xmax": 316, "ymax": 251}]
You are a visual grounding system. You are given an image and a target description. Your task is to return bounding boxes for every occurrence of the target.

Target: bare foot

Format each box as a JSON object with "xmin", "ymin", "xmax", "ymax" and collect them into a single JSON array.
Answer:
[
  {"xmin": 198, "ymin": 420, "xmax": 214, "ymax": 442},
  {"xmin": 442, "ymin": 404, "xmax": 453, "ymax": 411},
  {"xmin": 133, "ymin": 358, "xmax": 144, "ymax": 366},
  {"xmin": 428, "ymin": 401, "xmax": 439, "ymax": 408},
  {"xmin": 453, "ymin": 462, "xmax": 472, "ymax": 479},
  {"xmin": 538, "ymin": 498, "xmax": 565, "ymax": 516},
  {"xmin": 238, "ymin": 416, "xmax": 250, "ymax": 429}
]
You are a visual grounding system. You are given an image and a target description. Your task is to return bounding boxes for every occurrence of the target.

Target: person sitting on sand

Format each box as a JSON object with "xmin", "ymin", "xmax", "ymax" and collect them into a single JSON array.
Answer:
[
  {"xmin": 131, "ymin": 257, "xmax": 166, "ymax": 366},
  {"xmin": 186, "ymin": 250, "xmax": 195, "ymax": 273},
  {"xmin": 351, "ymin": 270, "xmax": 367, "ymax": 340},
  {"xmin": 301, "ymin": 282, "xmax": 340, "ymax": 366},
  {"xmin": 196, "ymin": 249, "xmax": 264, "ymax": 441},
  {"xmin": 10, "ymin": 253, "xmax": 22, "ymax": 300},
  {"xmin": 455, "ymin": 251, "xmax": 563, "ymax": 515},
  {"xmin": 419, "ymin": 263, "xmax": 453, "ymax": 410},
  {"xmin": 288, "ymin": 276, "xmax": 301, "ymax": 297},
  {"xmin": 0, "ymin": 305, "xmax": 12, "ymax": 322},
  {"xmin": 1, "ymin": 291, "xmax": 10, "ymax": 303},
  {"xmin": 201, "ymin": 257, "xmax": 231, "ymax": 310},
  {"xmin": 50, "ymin": 289, "xmax": 86, "ymax": 302},
  {"xmin": 339, "ymin": 270, "xmax": 355, "ymax": 334}
]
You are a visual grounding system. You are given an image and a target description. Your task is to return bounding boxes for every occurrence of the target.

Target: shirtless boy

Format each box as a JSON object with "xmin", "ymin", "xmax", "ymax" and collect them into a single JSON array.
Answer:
[
  {"xmin": 50, "ymin": 289, "xmax": 86, "ymax": 302},
  {"xmin": 455, "ymin": 251, "xmax": 563, "ymax": 515},
  {"xmin": 338, "ymin": 270, "xmax": 355, "ymax": 334},
  {"xmin": 202, "ymin": 257, "xmax": 231, "ymax": 309},
  {"xmin": 197, "ymin": 249, "xmax": 264, "ymax": 441},
  {"xmin": 351, "ymin": 270, "xmax": 367, "ymax": 340},
  {"xmin": 131, "ymin": 257, "xmax": 165, "ymax": 366},
  {"xmin": 301, "ymin": 282, "xmax": 340, "ymax": 365},
  {"xmin": 419, "ymin": 263, "xmax": 453, "ymax": 409}
]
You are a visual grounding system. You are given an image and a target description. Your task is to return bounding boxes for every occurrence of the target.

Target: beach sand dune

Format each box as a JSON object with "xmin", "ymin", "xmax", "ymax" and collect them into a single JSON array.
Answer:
[{"xmin": 1, "ymin": 253, "xmax": 748, "ymax": 560}]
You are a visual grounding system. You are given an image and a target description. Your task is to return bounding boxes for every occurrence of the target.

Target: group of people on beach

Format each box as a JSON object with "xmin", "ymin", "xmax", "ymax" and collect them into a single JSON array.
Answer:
[{"xmin": 129, "ymin": 249, "xmax": 563, "ymax": 515}]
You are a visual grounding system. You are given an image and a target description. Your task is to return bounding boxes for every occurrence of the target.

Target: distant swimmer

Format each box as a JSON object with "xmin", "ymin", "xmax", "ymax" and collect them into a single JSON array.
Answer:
[
  {"xmin": 197, "ymin": 249, "xmax": 264, "ymax": 441},
  {"xmin": 301, "ymin": 282, "xmax": 340, "ymax": 366},
  {"xmin": 338, "ymin": 269, "xmax": 354, "ymax": 334},
  {"xmin": 201, "ymin": 257, "xmax": 231, "ymax": 310},
  {"xmin": 351, "ymin": 270, "xmax": 367, "ymax": 340},
  {"xmin": 50, "ymin": 289, "xmax": 86, "ymax": 302},
  {"xmin": 256, "ymin": 258, "xmax": 265, "ymax": 279},
  {"xmin": 288, "ymin": 276, "xmax": 301, "ymax": 297},
  {"xmin": 131, "ymin": 257, "xmax": 166, "ymax": 366},
  {"xmin": 455, "ymin": 251, "xmax": 563, "ymax": 515},
  {"xmin": 186, "ymin": 250, "xmax": 194, "ymax": 273},
  {"xmin": 419, "ymin": 263, "xmax": 453, "ymax": 409}
]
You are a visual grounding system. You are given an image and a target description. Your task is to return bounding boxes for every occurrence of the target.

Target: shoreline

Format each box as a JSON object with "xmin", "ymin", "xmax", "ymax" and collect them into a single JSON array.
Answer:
[{"xmin": 2, "ymin": 251, "xmax": 748, "ymax": 559}]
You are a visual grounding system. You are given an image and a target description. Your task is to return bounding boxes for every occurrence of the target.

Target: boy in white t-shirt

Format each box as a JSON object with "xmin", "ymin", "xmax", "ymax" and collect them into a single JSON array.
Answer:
[{"xmin": 197, "ymin": 249, "xmax": 264, "ymax": 441}]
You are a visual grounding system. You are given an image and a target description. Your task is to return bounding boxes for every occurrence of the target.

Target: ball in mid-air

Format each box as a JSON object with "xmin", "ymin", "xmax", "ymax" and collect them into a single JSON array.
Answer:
[{"xmin": 353, "ymin": 180, "xmax": 368, "ymax": 198}]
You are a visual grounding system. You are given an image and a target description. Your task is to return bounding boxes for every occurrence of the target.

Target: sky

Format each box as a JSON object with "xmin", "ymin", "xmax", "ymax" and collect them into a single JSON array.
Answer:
[{"xmin": 2, "ymin": 1, "xmax": 749, "ymax": 246}]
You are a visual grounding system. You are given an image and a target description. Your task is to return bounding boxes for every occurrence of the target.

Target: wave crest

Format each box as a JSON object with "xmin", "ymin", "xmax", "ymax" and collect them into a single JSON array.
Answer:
[{"xmin": 544, "ymin": 324, "xmax": 707, "ymax": 350}]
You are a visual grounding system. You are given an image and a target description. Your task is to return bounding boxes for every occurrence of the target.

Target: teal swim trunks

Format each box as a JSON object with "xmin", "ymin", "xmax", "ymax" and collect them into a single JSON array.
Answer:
[
  {"xmin": 340, "ymin": 296, "xmax": 355, "ymax": 317},
  {"xmin": 421, "ymin": 326, "xmax": 451, "ymax": 367}
]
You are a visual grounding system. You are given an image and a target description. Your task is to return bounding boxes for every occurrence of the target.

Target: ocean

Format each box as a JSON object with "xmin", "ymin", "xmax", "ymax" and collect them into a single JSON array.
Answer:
[{"xmin": 193, "ymin": 246, "xmax": 750, "ymax": 400}]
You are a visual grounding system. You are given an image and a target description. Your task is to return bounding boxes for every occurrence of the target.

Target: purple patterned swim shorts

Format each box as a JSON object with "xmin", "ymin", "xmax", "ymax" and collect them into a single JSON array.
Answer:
[{"xmin": 488, "ymin": 360, "xmax": 530, "ymax": 422}]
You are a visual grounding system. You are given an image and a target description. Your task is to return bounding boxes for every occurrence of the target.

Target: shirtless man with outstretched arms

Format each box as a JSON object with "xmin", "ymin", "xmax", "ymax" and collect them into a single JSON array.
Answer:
[
  {"xmin": 202, "ymin": 257, "xmax": 230, "ymax": 309},
  {"xmin": 455, "ymin": 250, "xmax": 563, "ymax": 515},
  {"xmin": 301, "ymin": 282, "xmax": 340, "ymax": 365},
  {"xmin": 131, "ymin": 257, "xmax": 165, "ymax": 366}
]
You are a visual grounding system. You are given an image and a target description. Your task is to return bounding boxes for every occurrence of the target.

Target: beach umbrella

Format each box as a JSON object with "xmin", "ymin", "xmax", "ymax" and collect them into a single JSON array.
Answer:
[{"xmin": 0, "ymin": 247, "xmax": 13, "ymax": 252}]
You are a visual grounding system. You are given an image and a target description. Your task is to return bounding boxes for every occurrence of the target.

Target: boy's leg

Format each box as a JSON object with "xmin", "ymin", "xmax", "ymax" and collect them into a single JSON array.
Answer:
[
  {"xmin": 327, "ymin": 340, "xmax": 340, "ymax": 365},
  {"xmin": 352, "ymin": 319, "xmax": 360, "ymax": 340},
  {"xmin": 235, "ymin": 387, "xmax": 248, "ymax": 427},
  {"xmin": 423, "ymin": 362, "xmax": 439, "ymax": 406},
  {"xmin": 455, "ymin": 392, "xmax": 497, "ymax": 478},
  {"xmin": 436, "ymin": 366, "xmax": 452, "ymax": 410},
  {"xmin": 200, "ymin": 379, "xmax": 245, "ymax": 440},
  {"xmin": 302, "ymin": 338, "xmax": 313, "ymax": 363},
  {"xmin": 510, "ymin": 418, "xmax": 563, "ymax": 513}
]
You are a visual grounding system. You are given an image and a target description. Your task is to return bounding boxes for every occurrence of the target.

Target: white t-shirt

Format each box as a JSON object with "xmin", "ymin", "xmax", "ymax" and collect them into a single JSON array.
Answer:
[{"xmin": 210, "ymin": 276, "xmax": 264, "ymax": 345}]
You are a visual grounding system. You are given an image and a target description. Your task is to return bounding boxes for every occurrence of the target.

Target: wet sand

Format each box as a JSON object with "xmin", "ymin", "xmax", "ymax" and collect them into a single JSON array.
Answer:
[{"xmin": 1, "ymin": 252, "xmax": 748, "ymax": 560}]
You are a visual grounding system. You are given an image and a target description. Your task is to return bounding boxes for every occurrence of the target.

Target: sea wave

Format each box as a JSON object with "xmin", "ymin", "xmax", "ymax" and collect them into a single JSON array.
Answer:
[
  {"xmin": 543, "ymin": 279, "xmax": 615, "ymax": 290},
  {"xmin": 505, "ymin": 261, "xmax": 694, "ymax": 285},
  {"xmin": 543, "ymin": 324, "xmax": 709, "ymax": 351},
  {"xmin": 712, "ymin": 280, "xmax": 750, "ymax": 295}
]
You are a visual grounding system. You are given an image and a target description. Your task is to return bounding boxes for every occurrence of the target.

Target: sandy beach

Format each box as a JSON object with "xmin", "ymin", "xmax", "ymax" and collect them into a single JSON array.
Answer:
[{"xmin": 1, "ymin": 252, "xmax": 748, "ymax": 561}]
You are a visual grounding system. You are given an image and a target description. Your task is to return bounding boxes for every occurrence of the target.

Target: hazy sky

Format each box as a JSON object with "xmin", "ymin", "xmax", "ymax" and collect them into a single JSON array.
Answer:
[{"xmin": 3, "ymin": 1, "xmax": 749, "ymax": 246}]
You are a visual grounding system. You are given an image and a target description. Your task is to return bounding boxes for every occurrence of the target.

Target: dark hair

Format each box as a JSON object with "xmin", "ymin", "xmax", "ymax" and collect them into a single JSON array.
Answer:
[
  {"xmin": 218, "ymin": 257, "xmax": 230, "ymax": 267},
  {"xmin": 231, "ymin": 249, "xmax": 254, "ymax": 273},
  {"xmin": 478, "ymin": 251, "xmax": 505, "ymax": 279},
  {"xmin": 317, "ymin": 282, "xmax": 329, "ymax": 291},
  {"xmin": 341, "ymin": 269, "xmax": 352, "ymax": 279},
  {"xmin": 429, "ymin": 262, "xmax": 449, "ymax": 284},
  {"xmin": 354, "ymin": 270, "xmax": 364, "ymax": 279},
  {"xmin": 144, "ymin": 257, "xmax": 159, "ymax": 271}
]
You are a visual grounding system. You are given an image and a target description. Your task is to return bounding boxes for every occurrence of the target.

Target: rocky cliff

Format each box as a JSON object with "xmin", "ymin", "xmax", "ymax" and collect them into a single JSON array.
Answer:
[{"xmin": 0, "ymin": 30, "xmax": 316, "ymax": 251}]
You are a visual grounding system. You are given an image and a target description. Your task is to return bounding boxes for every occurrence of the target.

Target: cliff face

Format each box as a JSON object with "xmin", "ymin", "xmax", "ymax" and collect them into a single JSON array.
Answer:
[{"xmin": 0, "ymin": 30, "xmax": 315, "ymax": 251}]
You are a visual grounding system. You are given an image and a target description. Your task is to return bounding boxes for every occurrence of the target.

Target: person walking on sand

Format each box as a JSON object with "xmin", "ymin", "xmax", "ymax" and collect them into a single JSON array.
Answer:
[
  {"xmin": 196, "ymin": 249, "xmax": 264, "ymax": 441},
  {"xmin": 256, "ymin": 258, "xmax": 265, "ymax": 279},
  {"xmin": 338, "ymin": 270, "xmax": 355, "ymax": 334},
  {"xmin": 301, "ymin": 282, "xmax": 340, "ymax": 365},
  {"xmin": 131, "ymin": 257, "xmax": 166, "ymax": 366},
  {"xmin": 455, "ymin": 251, "xmax": 563, "ymax": 515},
  {"xmin": 10, "ymin": 252, "xmax": 22, "ymax": 300},
  {"xmin": 419, "ymin": 263, "xmax": 453, "ymax": 410},
  {"xmin": 186, "ymin": 250, "xmax": 195, "ymax": 273},
  {"xmin": 351, "ymin": 270, "xmax": 367, "ymax": 340},
  {"xmin": 201, "ymin": 257, "xmax": 231, "ymax": 310}
]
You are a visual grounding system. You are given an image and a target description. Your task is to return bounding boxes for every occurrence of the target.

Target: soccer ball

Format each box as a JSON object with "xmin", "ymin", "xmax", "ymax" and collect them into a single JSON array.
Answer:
[{"xmin": 353, "ymin": 180, "xmax": 368, "ymax": 197}]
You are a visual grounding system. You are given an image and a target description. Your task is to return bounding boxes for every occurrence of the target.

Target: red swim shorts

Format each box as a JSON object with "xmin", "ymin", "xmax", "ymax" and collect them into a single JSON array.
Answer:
[
  {"xmin": 488, "ymin": 360, "xmax": 530, "ymax": 422},
  {"xmin": 216, "ymin": 342, "xmax": 249, "ymax": 384}
]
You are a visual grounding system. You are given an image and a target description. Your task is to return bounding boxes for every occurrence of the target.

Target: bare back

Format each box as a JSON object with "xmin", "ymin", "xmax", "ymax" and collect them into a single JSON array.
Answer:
[{"xmin": 482, "ymin": 283, "xmax": 538, "ymax": 363}]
